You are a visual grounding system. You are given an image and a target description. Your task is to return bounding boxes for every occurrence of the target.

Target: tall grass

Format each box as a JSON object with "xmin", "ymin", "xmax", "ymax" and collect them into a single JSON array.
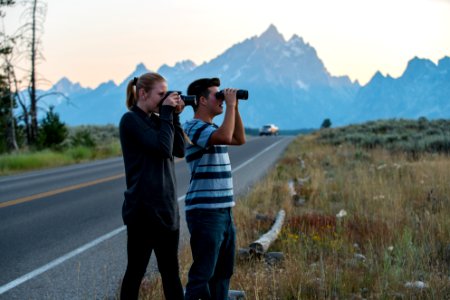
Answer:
[
  {"xmin": 229, "ymin": 133, "xmax": 450, "ymax": 299},
  {"xmin": 134, "ymin": 120, "xmax": 450, "ymax": 299}
]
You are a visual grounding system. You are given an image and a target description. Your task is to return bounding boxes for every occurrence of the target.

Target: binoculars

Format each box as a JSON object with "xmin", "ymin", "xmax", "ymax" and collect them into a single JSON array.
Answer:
[{"xmin": 215, "ymin": 89, "xmax": 249, "ymax": 100}]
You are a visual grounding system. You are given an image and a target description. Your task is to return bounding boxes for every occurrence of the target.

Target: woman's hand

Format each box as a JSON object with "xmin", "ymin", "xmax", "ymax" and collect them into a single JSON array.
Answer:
[
  {"xmin": 162, "ymin": 92, "xmax": 181, "ymax": 107},
  {"xmin": 175, "ymin": 100, "xmax": 185, "ymax": 114}
]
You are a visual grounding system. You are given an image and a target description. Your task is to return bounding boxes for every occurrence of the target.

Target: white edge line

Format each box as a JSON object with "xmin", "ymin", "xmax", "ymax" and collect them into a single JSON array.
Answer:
[
  {"xmin": 232, "ymin": 138, "xmax": 285, "ymax": 173},
  {"xmin": 0, "ymin": 227, "xmax": 125, "ymax": 294},
  {"xmin": 0, "ymin": 138, "xmax": 287, "ymax": 295}
]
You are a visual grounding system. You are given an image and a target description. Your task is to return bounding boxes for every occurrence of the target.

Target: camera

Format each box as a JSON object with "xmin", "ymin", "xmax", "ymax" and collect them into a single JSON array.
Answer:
[
  {"xmin": 161, "ymin": 91, "xmax": 197, "ymax": 107},
  {"xmin": 215, "ymin": 89, "xmax": 249, "ymax": 100}
]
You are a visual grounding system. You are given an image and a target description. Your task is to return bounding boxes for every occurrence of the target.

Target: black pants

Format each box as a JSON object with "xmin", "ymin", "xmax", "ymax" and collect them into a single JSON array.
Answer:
[{"xmin": 120, "ymin": 223, "xmax": 184, "ymax": 300}]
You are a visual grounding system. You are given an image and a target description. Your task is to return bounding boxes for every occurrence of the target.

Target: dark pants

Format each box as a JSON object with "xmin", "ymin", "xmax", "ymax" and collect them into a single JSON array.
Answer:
[
  {"xmin": 185, "ymin": 208, "xmax": 236, "ymax": 300},
  {"xmin": 120, "ymin": 223, "xmax": 184, "ymax": 300}
]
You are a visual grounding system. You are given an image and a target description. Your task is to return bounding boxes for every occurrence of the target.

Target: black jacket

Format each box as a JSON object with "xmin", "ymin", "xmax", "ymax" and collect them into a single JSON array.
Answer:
[{"xmin": 119, "ymin": 105, "xmax": 185, "ymax": 230}]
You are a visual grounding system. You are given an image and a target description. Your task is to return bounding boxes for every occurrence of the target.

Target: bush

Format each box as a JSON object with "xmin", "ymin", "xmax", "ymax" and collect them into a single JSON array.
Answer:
[{"xmin": 70, "ymin": 129, "xmax": 96, "ymax": 147}]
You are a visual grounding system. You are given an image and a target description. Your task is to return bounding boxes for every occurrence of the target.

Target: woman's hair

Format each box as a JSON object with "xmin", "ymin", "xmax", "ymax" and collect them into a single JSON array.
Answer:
[{"xmin": 126, "ymin": 72, "xmax": 166, "ymax": 109}]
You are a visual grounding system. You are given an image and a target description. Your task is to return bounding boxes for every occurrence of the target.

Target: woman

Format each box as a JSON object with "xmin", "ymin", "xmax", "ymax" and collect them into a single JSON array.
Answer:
[{"xmin": 119, "ymin": 72, "xmax": 185, "ymax": 299}]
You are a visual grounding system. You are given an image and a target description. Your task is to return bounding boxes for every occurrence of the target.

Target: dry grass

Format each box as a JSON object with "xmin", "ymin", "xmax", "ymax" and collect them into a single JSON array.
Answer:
[{"xmin": 141, "ymin": 133, "xmax": 450, "ymax": 299}]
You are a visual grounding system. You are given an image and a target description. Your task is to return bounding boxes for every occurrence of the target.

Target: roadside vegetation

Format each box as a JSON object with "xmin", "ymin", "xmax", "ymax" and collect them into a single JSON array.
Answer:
[
  {"xmin": 140, "ymin": 118, "xmax": 450, "ymax": 299},
  {"xmin": 0, "ymin": 123, "xmax": 310, "ymax": 176},
  {"xmin": 0, "ymin": 124, "xmax": 121, "ymax": 175}
]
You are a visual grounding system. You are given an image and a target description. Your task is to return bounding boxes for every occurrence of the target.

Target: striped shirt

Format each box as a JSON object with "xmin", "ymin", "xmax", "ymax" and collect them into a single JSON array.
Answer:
[{"xmin": 183, "ymin": 118, "xmax": 235, "ymax": 211}]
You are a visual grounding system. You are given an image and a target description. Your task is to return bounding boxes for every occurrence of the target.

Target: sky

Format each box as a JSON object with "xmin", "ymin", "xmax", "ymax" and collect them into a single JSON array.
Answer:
[{"xmin": 2, "ymin": 0, "xmax": 450, "ymax": 89}]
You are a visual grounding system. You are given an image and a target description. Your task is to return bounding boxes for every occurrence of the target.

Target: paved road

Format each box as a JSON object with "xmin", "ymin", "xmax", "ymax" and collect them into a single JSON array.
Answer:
[{"xmin": 0, "ymin": 136, "xmax": 293, "ymax": 299}]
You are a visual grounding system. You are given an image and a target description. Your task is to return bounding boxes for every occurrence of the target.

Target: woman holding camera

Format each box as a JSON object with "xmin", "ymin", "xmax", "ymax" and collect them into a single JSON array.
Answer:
[{"xmin": 119, "ymin": 72, "xmax": 185, "ymax": 300}]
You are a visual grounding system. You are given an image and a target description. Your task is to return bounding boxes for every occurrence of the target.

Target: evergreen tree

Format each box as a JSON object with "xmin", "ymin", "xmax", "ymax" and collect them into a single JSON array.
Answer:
[
  {"xmin": 38, "ymin": 105, "xmax": 67, "ymax": 148},
  {"xmin": 0, "ymin": 73, "xmax": 12, "ymax": 152},
  {"xmin": 321, "ymin": 118, "xmax": 332, "ymax": 129}
]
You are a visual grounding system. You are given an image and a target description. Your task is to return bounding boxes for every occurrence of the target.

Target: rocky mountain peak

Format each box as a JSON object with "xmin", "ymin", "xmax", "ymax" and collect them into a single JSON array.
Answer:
[
  {"xmin": 118, "ymin": 63, "xmax": 151, "ymax": 87},
  {"xmin": 158, "ymin": 60, "xmax": 197, "ymax": 74},
  {"xmin": 258, "ymin": 24, "xmax": 285, "ymax": 44},
  {"xmin": 402, "ymin": 57, "xmax": 437, "ymax": 80},
  {"xmin": 134, "ymin": 63, "xmax": 149, "ymax": 74},
  {"xmin": 438, "ymin": 56, "xmax": 450, "ymax": 70},
  {"xmin": 52, "ymin": 77, "xmax": 84, "ymax": 94}
]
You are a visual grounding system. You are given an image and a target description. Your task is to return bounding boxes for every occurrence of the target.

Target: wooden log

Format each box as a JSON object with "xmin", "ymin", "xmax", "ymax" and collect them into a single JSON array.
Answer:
[
  {"xmin": 228, "ymin": 290, "xmax": 246, "ymax": 299},
  {"xmin": 237, "ymin": 247, "xmax": 253, "ymax": 260},
  {"xmin": 249, "ymin": 210, "xmax": 286, "ymax": 254},
  {"xmin": 184, "ymin": 289, "xmax": 245, "ymax": 299}
]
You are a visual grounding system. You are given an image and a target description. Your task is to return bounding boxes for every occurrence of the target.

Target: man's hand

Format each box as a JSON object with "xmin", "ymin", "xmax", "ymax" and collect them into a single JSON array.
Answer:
[{"xmin": 223, "ymin": 88, "xmax": 238, "ymax": 108}]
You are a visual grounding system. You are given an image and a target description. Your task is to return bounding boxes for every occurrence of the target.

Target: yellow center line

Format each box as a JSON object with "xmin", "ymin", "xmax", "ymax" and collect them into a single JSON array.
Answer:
[{"xmin": 0, "ymin": 173, "xmax": 125, "ymax": 209}]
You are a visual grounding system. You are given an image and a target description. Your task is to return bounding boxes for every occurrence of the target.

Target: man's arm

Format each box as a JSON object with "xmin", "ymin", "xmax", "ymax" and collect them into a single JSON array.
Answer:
[
  {"xmin": 231, "ymin": 102, "xmax": 246, "ymax": 145},
  {"xmin": 209, "ymin": 89, "xmax": 237, "ymax": 145}
]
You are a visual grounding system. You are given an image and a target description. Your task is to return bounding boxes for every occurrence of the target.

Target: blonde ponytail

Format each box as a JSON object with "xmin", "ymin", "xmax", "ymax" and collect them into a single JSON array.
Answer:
[{"xmin": 126, "ymin": 77, "xmax": 138, "ymax": 109}]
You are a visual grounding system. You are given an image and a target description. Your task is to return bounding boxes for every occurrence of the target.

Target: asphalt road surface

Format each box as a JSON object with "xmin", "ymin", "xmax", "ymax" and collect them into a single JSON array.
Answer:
[{"xmin": 0, "ymin": 136, "xmax": 293, "ymax": 299}]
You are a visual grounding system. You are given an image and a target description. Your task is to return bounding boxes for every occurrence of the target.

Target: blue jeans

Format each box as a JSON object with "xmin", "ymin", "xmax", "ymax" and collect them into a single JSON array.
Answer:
[{"xmin": 185, "ymin": 208, "xmax": 236, "ymax": 300}]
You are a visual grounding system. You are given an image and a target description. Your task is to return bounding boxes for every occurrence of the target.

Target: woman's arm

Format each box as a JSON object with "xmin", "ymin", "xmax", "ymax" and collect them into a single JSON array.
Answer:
[
  {"xmin": 120, "ymin": 107, "xmax": 175, "ymax": 158},
  {"xmin": 172, "ymin": 113, "xmax": 185, "ymax": 158}
]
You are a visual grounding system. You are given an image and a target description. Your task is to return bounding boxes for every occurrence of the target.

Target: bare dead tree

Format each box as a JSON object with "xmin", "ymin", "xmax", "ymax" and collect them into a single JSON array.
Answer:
[
  {"xmin": 14, "ymin": 0, "xmax": 47, "ymax": 145},
  {"xmin": 4, "ymin": 57, "xmax": 19, "ymax": 151}
]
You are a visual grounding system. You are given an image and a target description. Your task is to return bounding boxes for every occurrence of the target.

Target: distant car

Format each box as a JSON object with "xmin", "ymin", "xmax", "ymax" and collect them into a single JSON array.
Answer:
[{"xmin": 259, "ymin": 124, "xmax": 279, "ymax": 136}]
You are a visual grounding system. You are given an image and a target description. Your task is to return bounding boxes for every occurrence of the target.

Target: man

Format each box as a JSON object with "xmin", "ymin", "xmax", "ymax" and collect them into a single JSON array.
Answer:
[{"xmin": 183, "ymin": 78, "xmax": 246, "ymax": 300}]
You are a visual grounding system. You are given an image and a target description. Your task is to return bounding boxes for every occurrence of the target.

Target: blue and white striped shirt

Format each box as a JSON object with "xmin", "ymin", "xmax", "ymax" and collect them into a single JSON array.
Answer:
[{"xmin": 183, "ymin": 119, "xmax": 235, "ymax": 211}]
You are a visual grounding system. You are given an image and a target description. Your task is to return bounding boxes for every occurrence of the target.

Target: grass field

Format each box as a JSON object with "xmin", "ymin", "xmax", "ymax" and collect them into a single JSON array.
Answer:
[{"xmin": 0, "ymin": 141, "xmax": 121, "ymax": 176}]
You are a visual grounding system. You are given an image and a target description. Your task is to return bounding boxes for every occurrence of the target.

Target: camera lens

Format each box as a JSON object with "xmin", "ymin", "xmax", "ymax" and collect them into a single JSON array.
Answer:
[{"xmin": 181, "ymin": 95, "xmax": 197, "ymax": 107}]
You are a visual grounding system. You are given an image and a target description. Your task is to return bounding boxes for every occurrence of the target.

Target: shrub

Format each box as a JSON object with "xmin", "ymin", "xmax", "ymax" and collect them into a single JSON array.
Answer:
[{"xmin": 70, "ymin": 128, "xmax": 96, "ymax": 147}]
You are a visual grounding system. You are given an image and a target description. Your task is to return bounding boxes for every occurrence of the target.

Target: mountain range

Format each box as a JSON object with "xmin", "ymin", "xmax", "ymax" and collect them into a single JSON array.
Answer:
[{"xmin": 41, "ymin": 24, "xmax": 449, "ymax": 129}]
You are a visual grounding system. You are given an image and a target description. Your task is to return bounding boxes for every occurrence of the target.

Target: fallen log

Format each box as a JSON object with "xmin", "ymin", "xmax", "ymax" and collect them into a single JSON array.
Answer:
[
  {"xmin": 228, "ymin": 290, "xmax": 246, "ymax": 299},
  {"xmin": 184, "ymin": 289, "xmax": 245, "ymax": 299},
  {"xmin": 249, "ymin": 209, "xmax": 286, "ymax": 254},
  {"xmin": 264, "ymin": 251, "xmax": 284, "ymax": 265}
]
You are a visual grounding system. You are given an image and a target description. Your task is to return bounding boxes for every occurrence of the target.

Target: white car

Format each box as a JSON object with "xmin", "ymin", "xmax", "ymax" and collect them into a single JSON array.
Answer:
[{"xmin": 259, "ymin": 124, "xmax": 279, "ymax": 136}]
